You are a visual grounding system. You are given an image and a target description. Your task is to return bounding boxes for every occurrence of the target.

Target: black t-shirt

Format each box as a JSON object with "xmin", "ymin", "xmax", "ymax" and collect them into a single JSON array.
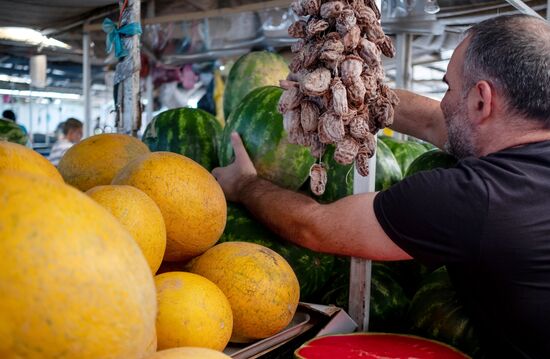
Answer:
[{"xmin": 374, "ymin": 141, "xmax": 550, "ymax": 359}]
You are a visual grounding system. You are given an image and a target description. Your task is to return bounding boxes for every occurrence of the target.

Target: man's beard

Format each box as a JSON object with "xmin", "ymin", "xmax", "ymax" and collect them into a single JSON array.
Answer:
[{"xmin": 442, "ymin": 99, "xmax": 476, "ymax": 159}]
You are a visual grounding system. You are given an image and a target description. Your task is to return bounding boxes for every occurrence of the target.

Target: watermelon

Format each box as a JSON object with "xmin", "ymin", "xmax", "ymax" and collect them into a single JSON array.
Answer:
[
  {"xmin": 375, "ymin": 139, "xmax": 403, "ymax": 191},
  {"xmin": 219, "ymin": 203, "xmax": 335, "ymax": 301},
  {"xmin": 295, "ymin": 333, "xmax": 471, "ymax": 358},
  {"xmin": 408, "ymin": 267, "xmax": 480, "ymax": 357},
  {"xmin": 142, "ymin": 107, "xmax": 222, "ymax": 171},
  {"xmin": 307, "ymin": 140, "xmax": 403, "ymax": 203},
  {"xmin": 223, "ymin": 51, "xmax": 289, "ymax": 118},
  {"xmin": 405, "ymin": 150, "xmax": 458, "ymax": 177},
  {"xmin": 319, "ymin": 258, "xmax": 410, "ymax": 332},
  {"xmin": 385, "ymin": 260, "xmax": 430, "ymax": 299},
  {"xmin": 0, "ymin": 119, "xmax": 28, "ymax": 145},
  {"xmin": 218, "ymin": 86, "xmax": 316, "ymax": 190},
  {"xmin": 379, "ymin": 136, "xmax": 429, "ymax": 174}
]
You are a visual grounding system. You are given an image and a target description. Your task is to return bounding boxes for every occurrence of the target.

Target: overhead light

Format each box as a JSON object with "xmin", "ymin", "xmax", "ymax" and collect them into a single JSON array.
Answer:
[
  {"xmin": 0, "ymin": 74, "xmax": 31, "ymax": 84},
  {"xmin": 0, "ymin": 27, "xmax": 71, "ymax": 49},
  {"xmin": 0, "ymin": 89, "xmax": 81, "ymax": 100}
]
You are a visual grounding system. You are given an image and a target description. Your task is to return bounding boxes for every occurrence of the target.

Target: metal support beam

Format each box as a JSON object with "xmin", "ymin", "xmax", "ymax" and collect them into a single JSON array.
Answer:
[
  {"xmin": 82, "ymin": 32, "xmax": 92, "ymax": 138},
  {"xmin": 348, "ymin": 0, "xmax": 382, "ymax": 332},
  {"xmin": 394, "ymin": 33, "xmax": 413, "ymax": 141},
  {"xmin": 504, "ymin": 0, "xmax": 544, "ymax": 19},
  {"xmin": 349, "ymin": 148, "xmax": 377, "ymax": 331},
  {"xmin": 395, "ymin": 34, "xmax": 413, "ymax": 91}
]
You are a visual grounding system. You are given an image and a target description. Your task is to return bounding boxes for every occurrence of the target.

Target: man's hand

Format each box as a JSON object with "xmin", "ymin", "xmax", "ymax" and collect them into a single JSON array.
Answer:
[{"xmin": 212, "ymin": 132, "xmax": 257, "ymax": 202}]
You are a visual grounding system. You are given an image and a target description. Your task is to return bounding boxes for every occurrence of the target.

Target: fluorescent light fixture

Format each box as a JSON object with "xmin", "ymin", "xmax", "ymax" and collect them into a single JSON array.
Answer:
[
  {"xmin": 0, "ymin": 27, "xmax": 71, "ymax": 49},
  {"xmin": 0, "ymin": 74, "xmax": 31, "ymax": 84},
  {"xmin": 0, "ymin": 88, "xmax": 81, "ymax": 100}
]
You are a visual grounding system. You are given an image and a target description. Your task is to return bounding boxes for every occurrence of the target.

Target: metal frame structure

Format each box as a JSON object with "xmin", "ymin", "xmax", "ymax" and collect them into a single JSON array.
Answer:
[{"xmin": 77, "ymin": 0, "xmax": 549, "ymax": 331}]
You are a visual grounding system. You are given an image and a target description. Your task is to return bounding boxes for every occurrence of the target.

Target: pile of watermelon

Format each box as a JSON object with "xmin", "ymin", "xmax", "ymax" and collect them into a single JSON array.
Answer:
[{"xmin": 142, "ymin": 50, "xmax": 478, "ymax": 357}]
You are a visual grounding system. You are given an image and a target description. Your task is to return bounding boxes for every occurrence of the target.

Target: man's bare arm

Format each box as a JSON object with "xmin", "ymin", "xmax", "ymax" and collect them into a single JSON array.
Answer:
[
  {"xmin": 213, "ymin": 133, "xmax": 411, "ymax": 261},
  {"xmin": 392, "ymin": 89, "xmax": 447, "ymax": 149}
]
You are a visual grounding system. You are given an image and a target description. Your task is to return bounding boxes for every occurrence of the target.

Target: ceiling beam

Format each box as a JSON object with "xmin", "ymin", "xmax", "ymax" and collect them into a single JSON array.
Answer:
[{"xmin": 84, "ymin": 0, "xmax": 292, "ymax": 31}]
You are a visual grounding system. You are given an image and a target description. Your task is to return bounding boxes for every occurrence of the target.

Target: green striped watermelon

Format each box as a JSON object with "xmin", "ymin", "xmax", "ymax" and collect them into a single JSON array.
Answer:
[
  {"xmin": 320, "ymin": 258, "xmax": 410, "ymax": 332},
  {"xmin": 219, "ymin": 203, "xmax": 335, "ymax": 301},
  {"xmin": 375, "ymin": 139, "xmax": 403, "ymax": 191},
  {"xmin": 142, "ymin": 107, "xmax": 222, "ymax": 171},
  {"xmin": 408, "ymin": 267, "xmax": 480, "ymax": 357},
  {"xmin": 223, "ymin": 51, "xmax": 289, "ymax": 118},
  {"xmin": 219, "ymin": 86, "xmax": 316, "ymax": 190},
  {"xmin": 379, "ymin": 136, "xmax": 429, "ymax": 174},
  {"xmin": 308, "ymin": 140, "xmax": 403, "ymax": 203},
  {"xmin": 405, "ymin": 150, "xmax": 458, "ymax": 177},
  {"xmin": 0, "ymin": 119, "xmax": 28, "ymax": 145}
]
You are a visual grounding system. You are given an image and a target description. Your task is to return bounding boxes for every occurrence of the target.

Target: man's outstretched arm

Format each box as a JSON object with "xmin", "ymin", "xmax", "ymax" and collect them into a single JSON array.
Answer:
[
  {"xmin": 392, "ymin": 89, "xmax": 447, "ymax": 149},
  {"xmin": 212, "ymin": 132, "xmax": 412, "ymax": 261}
]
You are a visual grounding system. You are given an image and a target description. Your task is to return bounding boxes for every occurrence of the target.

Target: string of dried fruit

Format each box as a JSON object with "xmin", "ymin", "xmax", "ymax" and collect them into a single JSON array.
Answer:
[{"xmin": 278, "ymin": 0, "xmax": 399, "ymax": 196}]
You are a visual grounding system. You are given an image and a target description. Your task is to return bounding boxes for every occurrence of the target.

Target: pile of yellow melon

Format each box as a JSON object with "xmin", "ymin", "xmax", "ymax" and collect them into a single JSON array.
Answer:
[{"xmin": 0, "ymin": 135, "xmax": 300, "ymax": 359}]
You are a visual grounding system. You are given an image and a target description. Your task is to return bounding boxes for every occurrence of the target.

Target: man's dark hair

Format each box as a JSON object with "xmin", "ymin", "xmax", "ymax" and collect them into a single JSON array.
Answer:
[
  {"xmin": 2, "ymin": 110, "xmax": 16, "ymax": 122},
  {"xmin": 63, "ymin": 118, "xmax": 83, "ymax": 135},
  {"xmin": 463, "ymin": 15, "xmax": 550, "ymax": 126}
]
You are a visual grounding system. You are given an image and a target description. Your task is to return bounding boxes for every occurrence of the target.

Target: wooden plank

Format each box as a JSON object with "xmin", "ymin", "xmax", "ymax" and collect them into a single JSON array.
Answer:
[{"xmin": 84, "ymin": 0, "xmax": 292, "ymax": 31}]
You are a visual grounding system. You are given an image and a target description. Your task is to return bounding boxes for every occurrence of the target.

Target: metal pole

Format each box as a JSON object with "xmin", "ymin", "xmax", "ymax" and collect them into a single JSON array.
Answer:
[
  {"xmin": 394, "ymin": 33, "xmax": 413, "ymax": 141},
  {"xmin": 83, "ymin": 32, "xmax": 92, "ymax": 138},
  {"xmin": 118, "ymin": 0, "xmax": 141, "ymax": 136},
  {"xmin": 349, "ymin": 148, "xmax": 377, "ymax": 331},
  {"xmin": 547, "ymin": 0, "xmax": 549, "ymax": 20},
  {"xmin": 504, "ymin": 0, "xmax": 544, "ymax": 19},
  {"xmin": 145, "ymin": 0, "xmax": 155, "ymax": 128},
  {"xmin": 349, "ymin": 0, "xmax": 382, "ymax": 331}
]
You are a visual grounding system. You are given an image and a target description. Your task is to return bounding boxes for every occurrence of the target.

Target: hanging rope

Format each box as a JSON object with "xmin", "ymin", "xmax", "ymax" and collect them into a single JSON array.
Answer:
[{"xmin": 102, "ymin": 18, "xmax": 142, "ymax": 58}]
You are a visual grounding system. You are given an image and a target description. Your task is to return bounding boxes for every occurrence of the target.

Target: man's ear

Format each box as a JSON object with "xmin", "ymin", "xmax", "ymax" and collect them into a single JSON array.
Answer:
[{"xmin": 467, "ymin": 80, "xmax": 493, "ymax": 125}]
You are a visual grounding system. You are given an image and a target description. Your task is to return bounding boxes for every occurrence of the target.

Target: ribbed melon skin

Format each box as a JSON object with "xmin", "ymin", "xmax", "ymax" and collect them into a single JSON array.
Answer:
[
  {"xmin": 220, "ymin": 203, "xmax": 335, "ymax": 301},
  {"xmin": 219, "ymin": 86, "xmax": 315, "ymax": 190},
  {"xmin": 142, "ymin": 108, "xmax": 222, "ymax": 171},
  {"xmin": 223, "ymin": 51, "xmax": 289, "ymax": 118}
]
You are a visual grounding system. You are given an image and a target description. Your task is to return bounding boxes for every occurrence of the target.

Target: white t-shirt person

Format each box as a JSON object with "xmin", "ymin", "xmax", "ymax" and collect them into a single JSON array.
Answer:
[{"xmin": 48, "ymin": 118, "xmax": 83, "ymax": 166}]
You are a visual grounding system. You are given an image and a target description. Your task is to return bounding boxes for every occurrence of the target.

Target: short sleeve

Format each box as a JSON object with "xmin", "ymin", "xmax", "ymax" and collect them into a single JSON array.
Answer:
[{"xmin": 373, "ymin": 163, "xmax": 488, "ymax": 266}]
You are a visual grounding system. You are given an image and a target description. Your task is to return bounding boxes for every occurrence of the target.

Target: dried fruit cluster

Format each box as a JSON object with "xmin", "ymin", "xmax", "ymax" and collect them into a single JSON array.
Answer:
[{"xmin": 278, "ymin": 0, "xmax": 399, "ymax": 195}]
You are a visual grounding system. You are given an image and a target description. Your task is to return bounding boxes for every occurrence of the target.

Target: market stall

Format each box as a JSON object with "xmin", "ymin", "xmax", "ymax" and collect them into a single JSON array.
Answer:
[{"xmin": 0, "ymin": 0, "xmax": 548, "ymax": 357}]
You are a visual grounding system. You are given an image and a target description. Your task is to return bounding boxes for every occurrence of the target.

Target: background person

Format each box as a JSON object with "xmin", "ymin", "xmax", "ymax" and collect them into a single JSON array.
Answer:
[{"xmin": 48, "ymin": 118, "xmax": 83, "ymax": 166}]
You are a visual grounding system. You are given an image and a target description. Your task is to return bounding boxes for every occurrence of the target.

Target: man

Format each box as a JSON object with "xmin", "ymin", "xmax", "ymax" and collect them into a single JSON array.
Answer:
[
  {"xmin": 212, "ymin": 15, "xmax": 550, "ymax": 358},
  {"xmin": 48, "ymin": 118, "xmax": 83, "ymax": 166}
]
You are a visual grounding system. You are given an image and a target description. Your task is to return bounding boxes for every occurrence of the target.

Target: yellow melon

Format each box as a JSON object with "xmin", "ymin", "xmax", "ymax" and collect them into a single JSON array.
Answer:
[
  {"xmin": 146, "ymin": 347, "xmax": 231, "ymax": 359},
  {"xmin": 0, "ymin": 171, "xmax": 157, "ymax": 358},
  {"xmin": 112, "ymin": 152, "xmax": 226, "ymax": 262},
  {"xmin": 190, "ymin": 242, "xmax": 300, "ymax": 343},
  {"xmin": 0, "ymin": 141, "xmax": 63, "ymax": 182},
  {"xmin": 86, "ymin": 185, "xmax": 167, "ymax": 274},
  {"xmin": 155, "ymin": 272, "xmax": 233, "ymax": 351},
  {"xmin": 58, "ymin": 133, "xmax": 150, "ymax": 191}
]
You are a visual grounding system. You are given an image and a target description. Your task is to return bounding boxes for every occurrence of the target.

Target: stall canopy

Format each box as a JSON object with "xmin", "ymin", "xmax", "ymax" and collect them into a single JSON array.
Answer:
[{"xmin": 0, "ymin": 0, "xmax": 546, "ymax": 93}]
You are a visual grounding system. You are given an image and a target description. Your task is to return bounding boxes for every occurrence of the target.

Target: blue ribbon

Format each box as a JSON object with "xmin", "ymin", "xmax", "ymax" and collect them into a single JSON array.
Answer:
[{"xmin": 102, "ymin": 18, "xmax": 142, "ymax": 58}]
